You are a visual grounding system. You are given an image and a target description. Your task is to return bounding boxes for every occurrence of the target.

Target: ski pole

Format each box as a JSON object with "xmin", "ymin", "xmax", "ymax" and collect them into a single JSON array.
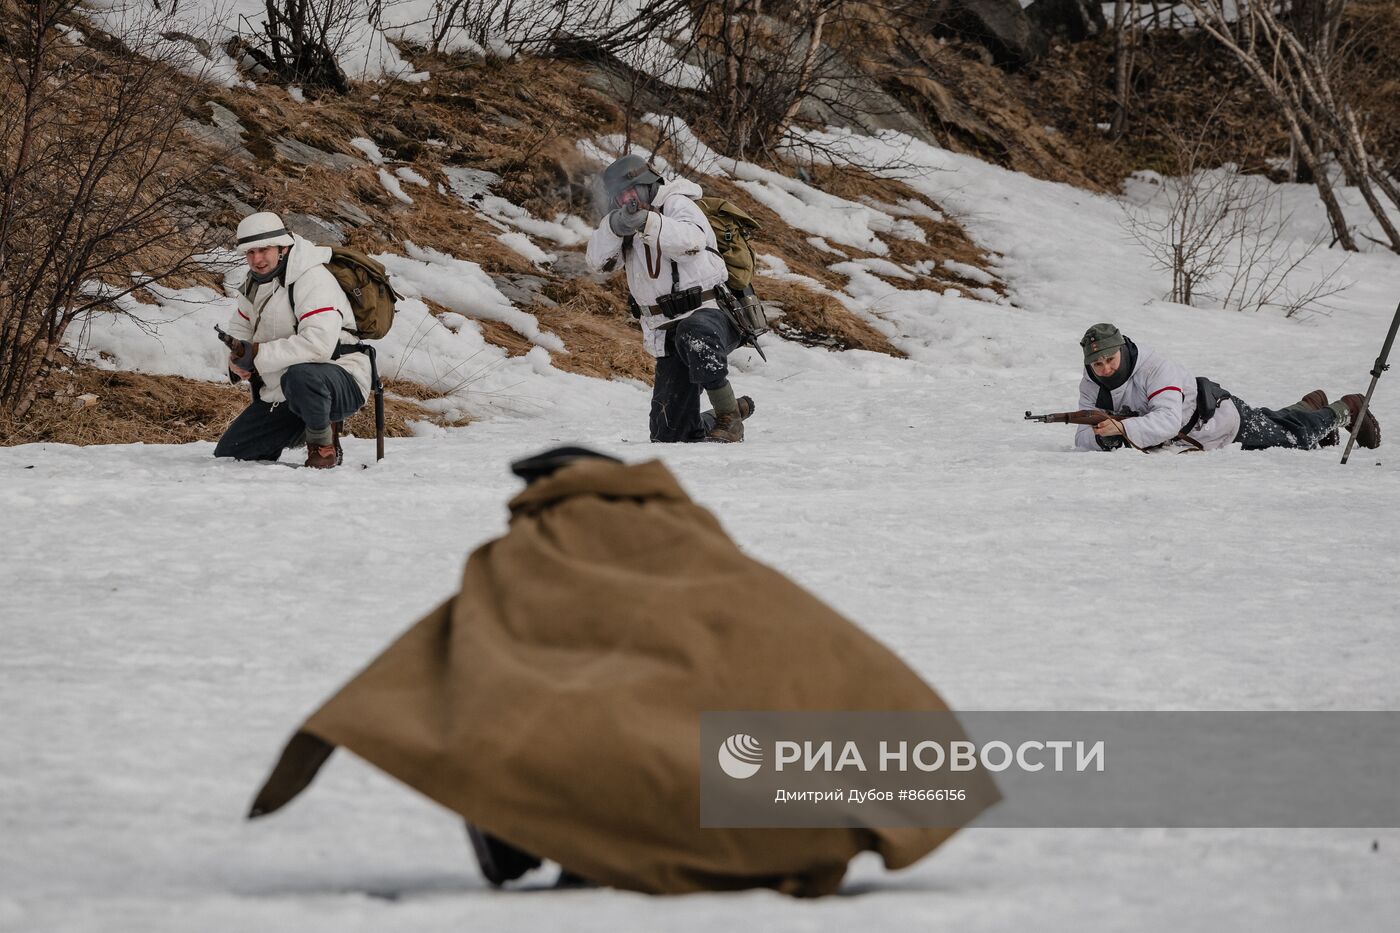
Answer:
[{"xmin": 1341, "ymin": 298, "xmax": 1400, "ymax": 465}]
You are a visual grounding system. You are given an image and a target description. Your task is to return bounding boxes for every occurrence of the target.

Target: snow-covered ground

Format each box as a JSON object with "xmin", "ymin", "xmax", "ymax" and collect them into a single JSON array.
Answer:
[{"xmin": 5, "ymin": 125, "xmax": 1400, "ymax": 930}]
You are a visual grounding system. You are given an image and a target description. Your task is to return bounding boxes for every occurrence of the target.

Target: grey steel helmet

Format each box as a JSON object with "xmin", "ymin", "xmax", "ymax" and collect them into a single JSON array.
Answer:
[{"xmin": 602, "ymin": 154, "xmax": 663, "ymax": 207}]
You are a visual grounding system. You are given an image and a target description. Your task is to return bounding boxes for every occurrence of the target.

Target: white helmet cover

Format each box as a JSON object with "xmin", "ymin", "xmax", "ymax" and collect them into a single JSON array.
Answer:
[{"xmin": 236, "ymin": 211, "xmax": 295, "ymax": 251}]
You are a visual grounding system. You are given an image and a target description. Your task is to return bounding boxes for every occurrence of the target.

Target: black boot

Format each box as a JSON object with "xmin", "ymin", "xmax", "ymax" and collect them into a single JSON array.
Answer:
[{"xmin": 466, "ymin": 822, "xmax": 542, "ymax": 887}]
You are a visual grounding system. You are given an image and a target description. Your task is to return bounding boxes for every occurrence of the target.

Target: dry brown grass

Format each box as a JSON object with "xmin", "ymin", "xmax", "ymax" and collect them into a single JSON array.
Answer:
[
  {"xmin": 533, "ymin": 277, "xmax": 656, "ymax": 382},
  {"xmin": 832, "ymin": 14, "xmax": 1106, "ymax": 190},
  {"xmin": 758, "ymin": 277, "xmax": 903, "ymax": 355},
  {"xmin": 1013, "ymin": 32, "xmax": 1279, "ymax": 186},
  {"xmin": 0, "ymin": 366, "xmax": 249, "ymax": 446},
  {"xmin": 0, "ymin": 363, "xmax": 441, "ymax": 447}
]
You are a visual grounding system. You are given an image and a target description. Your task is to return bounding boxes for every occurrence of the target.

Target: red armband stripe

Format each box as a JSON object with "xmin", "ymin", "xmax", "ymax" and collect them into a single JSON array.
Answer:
[
  {"xmin": 237, "ymin": 311, "xmax": 250, "ymax": 321},
  {"xmin": 298, "ymin": 307, "xmax": 336, "ymax": 321},
  {"xmin": 1148, "ymin": 386, "xmax": 1183, "ymax": 400}
]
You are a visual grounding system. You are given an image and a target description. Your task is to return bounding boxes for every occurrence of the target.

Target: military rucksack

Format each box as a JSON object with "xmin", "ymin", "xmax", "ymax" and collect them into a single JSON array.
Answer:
[
  {"xmin": 694, "ymin": 196, "xmax": 770, "ymax": 340},
  {"xmin": 694, "ymin": 197, "xmax": 758, "ymax": 291},
  {"xmin": 301, "ymin": 248, "xmax": 400, "ymax": 340}
]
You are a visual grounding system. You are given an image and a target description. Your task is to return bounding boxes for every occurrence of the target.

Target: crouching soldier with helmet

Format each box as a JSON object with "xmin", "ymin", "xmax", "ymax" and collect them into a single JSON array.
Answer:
[
  {"xmin": 214, "ymin": 212, "xmax": 371, "ymax": 468},
  {"xmin": 586, "ymin": 155, "xmax": 756, "ymax": 443}
]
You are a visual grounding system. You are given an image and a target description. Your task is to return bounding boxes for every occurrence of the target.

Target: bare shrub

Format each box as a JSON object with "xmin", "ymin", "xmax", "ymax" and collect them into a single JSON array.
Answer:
[
  {"xmin": 1180, "ymin": 1, "xmax": 1400, "ymax": 254},
  {"xmin": 1122, "ymin": 119, "xmax": 1349, "ymax": 317},
  {"xmin": 419, "ymin": 0, "xmax": 687, "ymax": 59},
  {"xmin": 238, "ymin": 0, "xmax": 357, "ymax": 91},
  {"xmin": 425, "ymin": 2, "xmax": 922, "ymax": 169},
  {"xmin": 0, "ymin": 0, "xmax": 223, "ymax": 420}
]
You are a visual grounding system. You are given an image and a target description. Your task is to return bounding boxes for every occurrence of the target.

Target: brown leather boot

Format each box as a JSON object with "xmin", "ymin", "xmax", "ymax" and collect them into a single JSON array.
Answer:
[
  {"xmin": 1295, "ymin": 390, "xmax": 1337, "ymax": 446},
  {"xmin": 1339, "ymin": 394, "xmax": 1381, "ymax": 448},
  {"xmin": 706, "ymin": 412, "xmax": 745, "ymax": 443},
  {"xmin": 1296, "ymin": 390, "xmax": 1329, "ymax": 411},
  {"xmin": 701, "ymin": 395, "xmax": 755, "ymax": 425},
  {"xmin": 304, "ymin": 422, "xmax": 342, "ymax": 468}
]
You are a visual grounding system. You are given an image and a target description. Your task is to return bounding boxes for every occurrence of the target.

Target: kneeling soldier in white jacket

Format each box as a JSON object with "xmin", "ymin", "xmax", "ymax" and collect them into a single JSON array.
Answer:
[
  {"xmin": 214, "ymin": 212, "xmax": 372, "ymax": 468},
  {"xmin": 586, "ymin": 155, "xmax": 754, "ymax": 443},
  {"xmin": 1076, "ymin": 323, "xmax": 1380, "ymax": 453}
]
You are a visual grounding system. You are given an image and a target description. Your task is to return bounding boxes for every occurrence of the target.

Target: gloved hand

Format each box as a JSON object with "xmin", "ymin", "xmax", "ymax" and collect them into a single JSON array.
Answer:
[
  {"xmin": 607, "ymin": 203, "xmax": 648, "ymax": 237},
  {"xmin": 215, "ymin": 325, "xmax": 257, "ymax": 372},
  {"xmin": 229, "ymin": 340, "xmax": 257, "ymax": 372}
]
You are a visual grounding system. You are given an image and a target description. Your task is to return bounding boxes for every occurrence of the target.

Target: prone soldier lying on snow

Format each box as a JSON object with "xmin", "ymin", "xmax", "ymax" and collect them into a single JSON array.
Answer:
[{"xmin": 1032, "ymin": 323, "xmax": 1381, "ymax": 453}]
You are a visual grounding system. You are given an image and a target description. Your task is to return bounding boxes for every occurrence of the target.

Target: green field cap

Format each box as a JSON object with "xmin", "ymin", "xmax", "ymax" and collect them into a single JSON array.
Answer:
[{"xmin": 1082, "ymin": 323, "xmax": 1125, "ymax": 364}]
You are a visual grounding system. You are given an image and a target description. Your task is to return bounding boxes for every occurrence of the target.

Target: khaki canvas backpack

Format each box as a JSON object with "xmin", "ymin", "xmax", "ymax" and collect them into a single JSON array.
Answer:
[
  {"xmin": 694, "ymin": 197, "xmax": 758, "ymax": 291},
  {"xmin": 302, "ymin": 248, "xmax": 400, "ymax": 340},
  {"xmin": 694, "ymin": 196, "xmax": 770, "ymax": 339}
]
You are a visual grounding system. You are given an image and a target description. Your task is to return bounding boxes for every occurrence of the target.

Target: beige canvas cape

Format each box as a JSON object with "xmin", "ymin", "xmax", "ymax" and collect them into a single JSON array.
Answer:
[{"xmin": 250, "ymin": 456, "xmax": 998, "ymax": 896}]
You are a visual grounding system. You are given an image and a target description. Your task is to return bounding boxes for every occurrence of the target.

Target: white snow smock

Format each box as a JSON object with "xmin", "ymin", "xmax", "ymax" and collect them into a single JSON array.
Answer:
[
  {"xmin": 1074, "ymin": 342, "xmax": 1241, "ymax": 451},
  {"xmin": 224, "ymin": 235, "xmax": 373, "ymax": 406},
  {"xmin": 585, "ymin": 177, "xmax": 729, "ymax": 358}
]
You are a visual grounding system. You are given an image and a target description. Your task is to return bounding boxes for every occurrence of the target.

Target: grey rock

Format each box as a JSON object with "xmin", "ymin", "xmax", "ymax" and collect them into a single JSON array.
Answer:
[
  {"xmin": 181, "ymin": 102, "xmax": 252, "ymax": 160},
  {"xmin": 216, "ymin": 190, "xmax": 259, "ymax": 217},
  {"xmin": 333, "ymin": 199, "xmax": 375, "ymax": 228},
  {"xmin": 800, "ymin": 52, "xmax": 941, "ymax": 146},
  {"xmin": 582, "ymin": 26, "xmax": 941, "ymax": 150},
  {"xmin": 442, "ymin": 166, "xmax": 502, "ymax": 202},
  {"xmin": 271, "ymin": 136, "xmax": 363, "ymax": 170},
  {"xmin": 492, "ymin": 273, "xmax": 557, "ymax": 308},
  {"xmin": 1025, "ymin": 0, "xmax": 1107, "ymax": 42},
  {"xmin": 548, "ymin": 251, "xmax": 600, "ymax": 281},
  {"xmin": 928, "ymin": 0, "xmax": 1049, "ymax": 68},
  {"xmin": 285, "ymin": 213, "xmax": 347, "ymax": 245}
]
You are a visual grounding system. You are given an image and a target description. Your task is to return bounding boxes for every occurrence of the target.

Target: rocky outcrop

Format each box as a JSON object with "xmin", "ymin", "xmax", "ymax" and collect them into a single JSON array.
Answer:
[
  {"xmin": 926, "ymin": 0, "xmax": 1050, "ymax": 69},
  {"xmin": 1025, "ymin": 0, "xmax": 1108, "ymax": 43}
]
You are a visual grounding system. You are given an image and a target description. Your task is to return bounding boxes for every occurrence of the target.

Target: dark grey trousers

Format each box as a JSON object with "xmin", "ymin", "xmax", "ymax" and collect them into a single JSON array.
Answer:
[
  {"xmin": 650, "ymin": 307, "xmax": 743, "ymax": 443},
  {"xmin": 1232, "ymin": 397, "xmax": 1340, "ymax": 451},
  {"xmin": 214, "ymin": 363, "xmax": 364, "ymax": 461}
]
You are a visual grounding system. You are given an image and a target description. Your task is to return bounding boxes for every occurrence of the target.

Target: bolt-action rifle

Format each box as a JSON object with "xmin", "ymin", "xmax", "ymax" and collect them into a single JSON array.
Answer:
[
  {"xmin": 1025, "ymin": 408, "xmax": 1146, "ymax": 451},
  {"xmin": 1023, "ymin": 408, "xmax": 1139, "ymax": 425}
]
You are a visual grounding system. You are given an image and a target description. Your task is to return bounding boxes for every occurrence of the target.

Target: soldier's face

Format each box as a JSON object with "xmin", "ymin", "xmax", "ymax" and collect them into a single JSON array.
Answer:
[
  {"xmin": 1090, "ymin": 350, "xmax": 1122, "ymax": 378},
  {"xmin": 614, "ymin": 186, "xmax": 645, "ymax": 211},
  {"xmin": 245, "ymin": 245, "xmax": 283, "ymax": 275}
]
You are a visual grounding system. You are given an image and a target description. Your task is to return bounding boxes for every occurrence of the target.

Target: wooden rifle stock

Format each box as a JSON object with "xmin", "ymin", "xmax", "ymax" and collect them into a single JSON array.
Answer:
[{"xmin": 1024, "ymin": 409, "xmax": 1127, "ymax": 425}]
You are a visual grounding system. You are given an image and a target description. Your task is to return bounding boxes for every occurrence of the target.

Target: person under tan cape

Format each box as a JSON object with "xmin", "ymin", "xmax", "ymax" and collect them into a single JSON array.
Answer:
[{"xmin": 248, "ymin": 447, "xmax": 999, "ymax": 896}]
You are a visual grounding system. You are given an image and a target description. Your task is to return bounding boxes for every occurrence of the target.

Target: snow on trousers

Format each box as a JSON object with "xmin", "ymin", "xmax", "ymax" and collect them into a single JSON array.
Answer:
[
  {"xmin": 1230, "ymin": 397, "xmax": 1341, "ymax": 451},
  {"xmin": 650, "ymin": 308, "xmax": 743, "ymax": 443},
  {"xmin": 214, "ymin": 363, "xmax": 366, "ymax": 461}
]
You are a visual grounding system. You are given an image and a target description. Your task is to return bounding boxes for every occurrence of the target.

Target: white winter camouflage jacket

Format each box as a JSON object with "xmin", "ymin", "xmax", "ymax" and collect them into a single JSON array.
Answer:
[
  {"xmin": 1074, "ymin": 342, "xmax": 1241, "ymax": 452},
  {"xmin": 224, "ymin": 235, "xmax": 373, "ymax": 405},
  {"xmin": 585, "ymin": 176, "xmax": 729, "ymax": 358}
]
